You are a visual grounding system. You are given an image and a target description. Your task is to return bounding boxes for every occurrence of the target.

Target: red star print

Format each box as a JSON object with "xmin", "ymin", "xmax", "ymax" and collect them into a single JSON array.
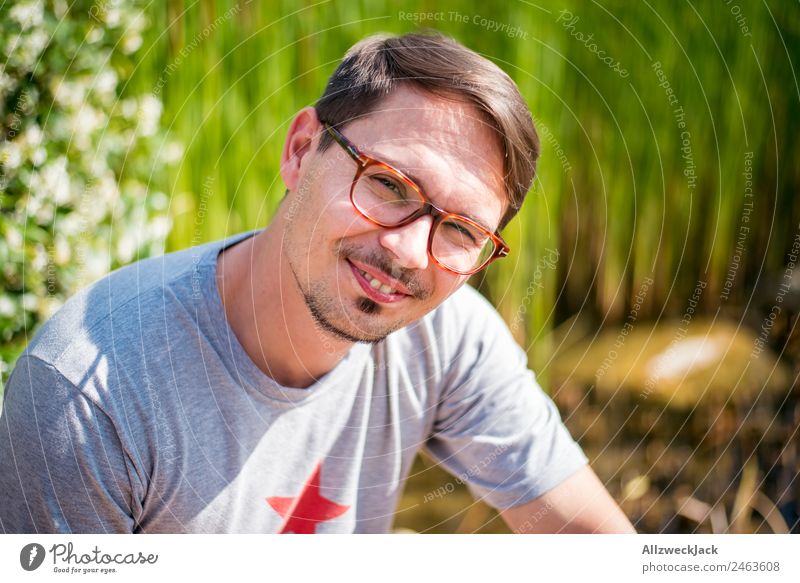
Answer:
[{"xmin": 265, "ymin": 462, "xmax": 350, "ymax": 534}]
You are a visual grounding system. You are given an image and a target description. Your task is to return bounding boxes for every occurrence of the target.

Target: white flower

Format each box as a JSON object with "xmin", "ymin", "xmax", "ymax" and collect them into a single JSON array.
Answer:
[
  {"xmin": 95, "ymin": 173, "xmax": 120, "ymax": 207},
  {"xmin": 129, "ymin": 10, "xmax": 148, "ymax": 33},
  {"xmin": 116, "ymin": 233, "xmax": 136, "ymax": 264},
  {"xmin": 162, "ymin": 141, "xmax": 184, "ymax": 164},
  {"xmin": 149, "ymin": 190, "xmax": 169, "ymax": 211},
  {"xmin": 122, "ymin": 33, "xmax": 143, "ymax": 54},
  {"xmin": 54, "ymin": 235, "xmax": 71, "ymax": 265},
  {"xmin": 34, "ymin": 201, "xmax": 55, "ymax": 224},
  {"xmin": 83, "ymin": 259, "xmax": 108, "ymax": 285},
  {"xmin": 25, "ymin": 124, "xmax": 43, "ymax": 147},
  {"xmin": 25, "ymin": 191, "xmax": 42, "ymax": 216},
  {"xmin": 104, "ymin": 7, "xmax": 121, "ymax": 27},
  {"xmin": 94, "ymin": 70, "xmax": 118, "ymax": 102},
  {"xmin": 0, "ymin": 69, "xmax": 15, "ymax": 99},
  {"xmin": 71, "ymin": 105, "xmax": 108, "ymax": 150},
  {"xmin": 0, "ymin": 296, "xmax": 16, "ymax": 318},
  {"xmin": 31, "ymin": 245, "xmax": 48, "ymax": 272},
  {"xmin": 21, "ymin": 294, "xmax": 38, "ymax": 311},
  {"xmin": 11, "ymin": 28, "xmax": 49, "ymax": 70},
  {"xmin": 52, "ymin": 0, "xmax": 67, "ymax": 18},
  {"xmin": 10, "ymin": 0, "xmax": 44, "ymax": 28},
  {"xmin": 148, "ymin": 215, "xmax": 171, "ymax": 240},
  {"xmin": 30, "ymin": 157, "xmax": 71, "ymax": 207},
  {"xmin": 52, "ymin": 78, "xmax": 86, "ymax": 109},
  {"xmin": 48, "ymin": 157, "xmax": 71, "ymax": 204},
  {"xmin": 87, "ymin": 26, "xmax": 104, "ymax": 44},
  {"xmin": 0, "ymin": 141, "xmax": 23, "ymax": 171},
  {"xmin": 137, "ymin": 95, "xmax": 162, "ymax": 137},
  {"xmin": 59, "ymin": 214, "xmax": 84, "ymax": 236},
  {"xmin": 5, "ymin": 226, "xmax": 23, "ymax": 250},
  {"xmin": 31, "ymin": 147, "xmax": 47, "ymax": 165},
  {"xmin": 120, "ymin": 97, "xmax": 138, "ymax": 119}
]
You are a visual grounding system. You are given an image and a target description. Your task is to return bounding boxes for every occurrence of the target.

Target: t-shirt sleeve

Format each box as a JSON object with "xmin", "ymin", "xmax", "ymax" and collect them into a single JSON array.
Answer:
[
  {"xmin": 0, "ymin": 355, "xmax": 139, "ymax": 533},
  {"xmin": 424, "ymin": 291, "xmax": 588, "ymax": 510}
]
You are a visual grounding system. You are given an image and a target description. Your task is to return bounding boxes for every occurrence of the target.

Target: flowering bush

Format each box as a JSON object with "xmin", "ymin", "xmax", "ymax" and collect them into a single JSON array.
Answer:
[{"xmin": 0, "ymin": 0, "xmax": 174, "ymax": 381}]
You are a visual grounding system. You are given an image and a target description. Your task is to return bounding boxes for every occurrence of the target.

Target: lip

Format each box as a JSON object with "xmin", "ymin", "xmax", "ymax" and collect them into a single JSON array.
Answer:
[
  {"xmin": 348, "ymin": 258, "xmax": 413, "ymax": 295},
  {"xmin": 347, "ymin": 260, "xmax": 410, "ymax": 304}
]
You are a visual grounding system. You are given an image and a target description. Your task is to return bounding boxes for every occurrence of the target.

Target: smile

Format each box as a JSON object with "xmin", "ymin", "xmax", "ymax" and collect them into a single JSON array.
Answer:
[
  {"xmin": 347, "ymin": 260, "xmax": 409, "ymax": 304},
  {"xmin": 361, "ymin": 268, "xmax": 397, "ymax": 294}
]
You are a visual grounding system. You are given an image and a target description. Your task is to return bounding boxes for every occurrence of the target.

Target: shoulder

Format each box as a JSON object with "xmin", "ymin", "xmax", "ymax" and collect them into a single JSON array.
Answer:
[
  {"xmin": 22, "ymin": 232, "xmax": 254, "ymax": 378},
  {"xmin": 26, "ymin": 247, "xmax": 190, "ymax": 364},
  {"xmin": 430, "ymin": 284, "xmax": 504, "ymax": 329},
  {"xmin": 428, "ymin": 284, "xmax": 522, "ymax": 358},
  {"xmin": 388, "ymin": 284, "xmax": 525, "ymax": 382}
]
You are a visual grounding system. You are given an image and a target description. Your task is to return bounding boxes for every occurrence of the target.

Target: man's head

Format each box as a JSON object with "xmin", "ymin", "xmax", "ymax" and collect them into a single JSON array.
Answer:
[
  {"xmin": 315, "ymin": 32, "xmax": 539, "ymax": 230},
  {"xmin": 277, "ymin": 32, "xmax": 539, "ymax": 344}
]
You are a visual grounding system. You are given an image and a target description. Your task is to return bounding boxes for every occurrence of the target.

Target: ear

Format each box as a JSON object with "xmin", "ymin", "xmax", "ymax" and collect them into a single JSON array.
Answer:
[{"xmin": 280, "ymin": 107, "xmax": 322, "ymax": 192}]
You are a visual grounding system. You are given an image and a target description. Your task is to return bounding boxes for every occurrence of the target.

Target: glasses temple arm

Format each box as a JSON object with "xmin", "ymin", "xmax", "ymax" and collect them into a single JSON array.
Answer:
[{"xmin": 323, "ymin": 123, "xmax": 365, "ymax": 165}]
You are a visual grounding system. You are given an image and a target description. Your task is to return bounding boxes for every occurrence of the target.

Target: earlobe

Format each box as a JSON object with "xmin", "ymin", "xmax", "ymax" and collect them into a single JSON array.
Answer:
[{"xmin": 280, "ymin": 107, "xmax": 321, "ymax": 192}]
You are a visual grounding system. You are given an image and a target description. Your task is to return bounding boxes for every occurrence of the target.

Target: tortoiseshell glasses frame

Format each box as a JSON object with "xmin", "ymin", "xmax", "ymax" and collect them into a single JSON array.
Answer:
[{"xmin": 322, "ymin": 122, "xmax": 510, "ymax": 276}]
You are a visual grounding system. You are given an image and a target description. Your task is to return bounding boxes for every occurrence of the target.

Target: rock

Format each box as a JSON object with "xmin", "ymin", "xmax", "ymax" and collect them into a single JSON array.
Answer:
[{"xmin": 552, "ymin": 318, "xmax": 791, "ymax": 409}]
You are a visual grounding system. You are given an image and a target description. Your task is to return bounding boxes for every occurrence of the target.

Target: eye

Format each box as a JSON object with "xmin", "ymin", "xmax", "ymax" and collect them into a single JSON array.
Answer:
[
  {"xmin": 377, "ymin": 176, "xmax": 400, "ymax": 192},
  {"xmin": 444, "ymin": 220, "xmax": 479, "ymax": 244},
  {"xmin": 370, "ymin": 174, "xmax": 407, "ymax": 199}
]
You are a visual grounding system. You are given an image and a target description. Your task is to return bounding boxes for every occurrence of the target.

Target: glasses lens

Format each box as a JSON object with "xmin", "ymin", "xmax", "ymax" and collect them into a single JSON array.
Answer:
[
  {"xmin": 353, "ymin": 165, "xmax": 424, "ymax": 225},
  {"xmin": 431, "ymin": 216, "xmax": 497, "ymax": 274}
]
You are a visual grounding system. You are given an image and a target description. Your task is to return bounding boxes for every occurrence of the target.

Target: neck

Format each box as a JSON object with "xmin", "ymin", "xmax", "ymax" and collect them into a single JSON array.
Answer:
[{"xmin": 216, "ymin": 223, "xmax": 354, "ymax": 389}]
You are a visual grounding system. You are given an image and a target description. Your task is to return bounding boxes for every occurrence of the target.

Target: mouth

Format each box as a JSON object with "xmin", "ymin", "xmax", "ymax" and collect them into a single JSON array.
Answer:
[{"xmin": 347, "ymin": 259, "xmax": 410, "ymax": 304}]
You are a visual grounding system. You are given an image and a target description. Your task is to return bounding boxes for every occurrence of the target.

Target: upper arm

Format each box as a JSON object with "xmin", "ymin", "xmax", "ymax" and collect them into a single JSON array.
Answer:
[
  {"xmin": 0, "ymin": 356, "xmax": 138, "ymax": 533},
  {"xmin": 500, "ymin": 465, "xmax": 636, "ymax": 533},
  {"xmin": 423, "ymin": 288, "xmax": 589, "ymax": 510}
]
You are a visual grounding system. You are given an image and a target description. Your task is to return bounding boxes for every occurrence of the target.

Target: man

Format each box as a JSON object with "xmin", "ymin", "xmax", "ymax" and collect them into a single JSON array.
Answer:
[{"xmin": 0, "ymin": 32, "xmax": 634, "ymax": 534}]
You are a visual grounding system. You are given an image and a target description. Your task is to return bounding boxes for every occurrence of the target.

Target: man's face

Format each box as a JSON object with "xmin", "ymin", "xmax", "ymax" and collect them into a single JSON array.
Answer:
[{"xmin": 281, "ymin": 86, "xmax": 507, "ymax": 343}]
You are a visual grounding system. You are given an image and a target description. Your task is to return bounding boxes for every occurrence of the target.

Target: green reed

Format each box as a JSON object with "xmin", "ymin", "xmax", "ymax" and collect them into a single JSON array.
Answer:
[{"xmin": 133, "ymin": 0, "xmax": 800, "ymax": 375}]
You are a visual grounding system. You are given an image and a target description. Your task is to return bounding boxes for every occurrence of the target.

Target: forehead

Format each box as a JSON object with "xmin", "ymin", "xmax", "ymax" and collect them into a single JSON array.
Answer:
[{"xmin": 341, "ymin": 86, "xmax": 507, "ymax": 229}]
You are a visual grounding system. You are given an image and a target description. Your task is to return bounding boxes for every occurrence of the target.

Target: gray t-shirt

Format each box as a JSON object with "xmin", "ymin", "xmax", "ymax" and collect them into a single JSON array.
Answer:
[{"xmin": 0, "ymin": 231, "xmax": 587, "ymax": 533}]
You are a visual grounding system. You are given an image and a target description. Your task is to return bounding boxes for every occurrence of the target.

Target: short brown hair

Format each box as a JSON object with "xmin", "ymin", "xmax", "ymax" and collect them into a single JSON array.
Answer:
[{"xmin": 314, "ymin": 32, "xmax": 539, "ymax": 229}]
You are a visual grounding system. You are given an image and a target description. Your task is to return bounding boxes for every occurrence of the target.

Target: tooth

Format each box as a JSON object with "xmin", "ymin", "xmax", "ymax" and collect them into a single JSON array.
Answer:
[
  {"xmin": 379, "ymin": 284, "xmax": 394, "ymax": 294},
  {"xmin": 370, "ymin": 278, "xmax": 381, "ymax": 289}
]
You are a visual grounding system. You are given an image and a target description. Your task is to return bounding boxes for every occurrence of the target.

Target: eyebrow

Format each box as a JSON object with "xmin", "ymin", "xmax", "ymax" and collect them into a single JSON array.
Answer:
[{"xmin": 369, "ymin": 150, "xmax": 496, "ymax": 232}]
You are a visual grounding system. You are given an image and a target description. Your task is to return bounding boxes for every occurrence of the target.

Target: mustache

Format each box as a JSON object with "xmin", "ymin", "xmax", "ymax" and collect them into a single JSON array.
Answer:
[{"xmin": 336, "ymin": 241, "xmax": 432, "ymax": 300}]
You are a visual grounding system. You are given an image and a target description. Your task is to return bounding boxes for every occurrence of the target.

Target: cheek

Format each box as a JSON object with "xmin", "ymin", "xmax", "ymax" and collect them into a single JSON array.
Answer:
[
  {"xmin": 293, "ymin": 199, "xmax": 377, "ymax": 265},
  {"xmin": 425, "ymin": 272, "xmax": 467, "ymax": 305},
  {"xmin": 320, "ymin": 198, "xmax": 379, "ymax": 241},
  {"xmin": 301, "ymin": 158, "xmax": 384, "ymax": 240},
  {"xmin": 292, "ymin": 173, "xmax": 349, "ymax": 225}
]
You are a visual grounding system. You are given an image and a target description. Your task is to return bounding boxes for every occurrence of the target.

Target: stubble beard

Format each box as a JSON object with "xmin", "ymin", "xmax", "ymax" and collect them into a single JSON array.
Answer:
[
  {"xmin": 286, "ymin": 234, "xmax": 434, "ymax": 345},
  {"xmin": 300, "ymin": 279, "xmax": 392, "ymax": 344},
  {"xmin": 288, "ymin": 253, "xmax": 413, "ymax": 345}
]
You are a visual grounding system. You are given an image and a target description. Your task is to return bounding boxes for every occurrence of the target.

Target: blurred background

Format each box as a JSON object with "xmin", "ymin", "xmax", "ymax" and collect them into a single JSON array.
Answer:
[{"xmin": 1, "ymin": 0, "xmax": 799, "ymax": 533}]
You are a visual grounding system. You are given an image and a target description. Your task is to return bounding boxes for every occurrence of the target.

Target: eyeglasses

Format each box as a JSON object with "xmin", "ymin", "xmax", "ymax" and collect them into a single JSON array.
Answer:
[{"xmin": 322, "ymin": 122, "xmax": 510, "ymax": 276}]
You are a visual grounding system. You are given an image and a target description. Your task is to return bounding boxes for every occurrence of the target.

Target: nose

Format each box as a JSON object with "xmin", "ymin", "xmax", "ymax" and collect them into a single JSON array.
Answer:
[{"xmin": 378, "ymin": 215, "xmax": 432, "ymax": 271}]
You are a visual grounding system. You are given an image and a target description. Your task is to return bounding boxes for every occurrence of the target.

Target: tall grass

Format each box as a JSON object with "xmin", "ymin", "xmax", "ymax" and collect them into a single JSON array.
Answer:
[{"xmin": 132, "ymin": 0, "xmax": 800, "ymax": 373}]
